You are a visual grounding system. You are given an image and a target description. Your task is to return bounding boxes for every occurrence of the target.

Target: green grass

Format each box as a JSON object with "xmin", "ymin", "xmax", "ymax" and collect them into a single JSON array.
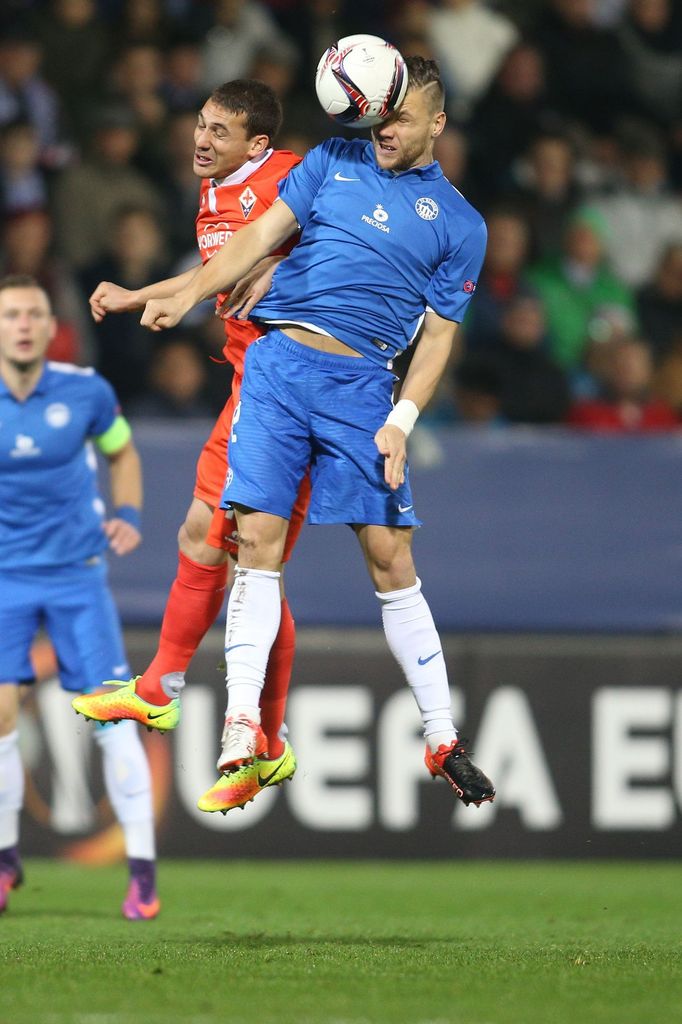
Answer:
[{"xmin": 2, "ymin": 860, "xmax": 682, "ymax": 1024}]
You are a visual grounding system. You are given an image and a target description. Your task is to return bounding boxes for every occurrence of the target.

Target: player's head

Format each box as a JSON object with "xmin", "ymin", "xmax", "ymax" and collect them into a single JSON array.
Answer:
[
  {"xmin": 194, "ymin": 79, "xmax": 283, "ymax": 181},
  {"xmin": 371, "ymin": 56, "xmax": 446, "ymax": 173},
  {"xmin": 0, "ymin": 274, "xmax": 56, "ymax": 372}
]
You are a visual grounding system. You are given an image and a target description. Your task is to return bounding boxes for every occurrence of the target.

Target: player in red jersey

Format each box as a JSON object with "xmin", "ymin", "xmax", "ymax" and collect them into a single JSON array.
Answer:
[{"xmin": 72, "ymin": 81, "xmax": 308, "ymax": 812}]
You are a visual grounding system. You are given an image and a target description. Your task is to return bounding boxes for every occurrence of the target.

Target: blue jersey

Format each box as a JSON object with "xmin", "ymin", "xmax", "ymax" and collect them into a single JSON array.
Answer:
[
  {"xmin": 251, "ymin": 138, "xmax": 487, "ymax": 367},
  {"xmin": 0, "ymin": 362, "xmax": 119, "ymax": 569}
]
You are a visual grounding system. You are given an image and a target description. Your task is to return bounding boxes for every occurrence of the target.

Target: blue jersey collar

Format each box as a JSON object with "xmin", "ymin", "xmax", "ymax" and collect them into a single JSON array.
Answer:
[
  {"xmin": 0, "ymin": 362, "xmax": 50, "ymax": 399},
  {"xmin": 361, "ymin": 140, "xmax": 442, "ymax": 181}
]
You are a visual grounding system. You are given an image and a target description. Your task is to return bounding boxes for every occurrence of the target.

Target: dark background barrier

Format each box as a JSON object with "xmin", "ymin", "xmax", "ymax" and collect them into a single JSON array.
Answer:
[
  {"xmin": 109, "ymin": 423, "xmax": 682, "ymax": 632},
  {"xmin": 20, "ymin": 629, "xmax": 682, "ymax": 860}
]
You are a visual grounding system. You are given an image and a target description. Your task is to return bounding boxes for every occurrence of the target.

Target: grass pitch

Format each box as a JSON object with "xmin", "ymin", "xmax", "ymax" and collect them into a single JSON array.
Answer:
[{"xmin": 2, "ymin": 860, "xmax": 681, "ymax": 1024}]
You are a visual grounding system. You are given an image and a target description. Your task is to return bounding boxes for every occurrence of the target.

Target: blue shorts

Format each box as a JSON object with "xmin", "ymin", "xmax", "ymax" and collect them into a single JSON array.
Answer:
[
  {"xmin": 0, "ymin": 559, "xmax": 129, "ymax": 693},
  {"xmin": 222, "ymin": 330, "xmax": 421, "ymax": 527}
]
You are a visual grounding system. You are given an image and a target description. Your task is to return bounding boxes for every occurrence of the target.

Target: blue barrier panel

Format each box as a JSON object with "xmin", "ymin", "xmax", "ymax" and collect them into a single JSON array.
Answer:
[{"xmin": 108, "ymin": 422, "xmax": 682, "ymax": 632}]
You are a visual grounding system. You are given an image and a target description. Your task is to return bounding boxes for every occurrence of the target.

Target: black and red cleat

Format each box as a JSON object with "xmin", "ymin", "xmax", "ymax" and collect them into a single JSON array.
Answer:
[{"xmin": 425, "ymin": 738, "xmax": 495, "ymax": 807}]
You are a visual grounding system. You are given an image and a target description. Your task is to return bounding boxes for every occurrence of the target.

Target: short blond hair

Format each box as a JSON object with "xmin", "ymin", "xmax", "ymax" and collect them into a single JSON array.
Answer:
[{"xmin": 405, "ymin": 56, "xmax": 445, "ymax": 113}]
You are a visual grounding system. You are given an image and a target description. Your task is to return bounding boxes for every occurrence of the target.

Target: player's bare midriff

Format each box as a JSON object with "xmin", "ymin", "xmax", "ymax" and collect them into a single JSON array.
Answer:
[{"xmin": 281, "ymin": 325, "xmax": 363, "ymax": 357}]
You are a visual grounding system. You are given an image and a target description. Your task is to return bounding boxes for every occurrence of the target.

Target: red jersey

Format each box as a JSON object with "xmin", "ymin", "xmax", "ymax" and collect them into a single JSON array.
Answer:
[{"xmin": 195, "ymin": 149, "xmax": 301, "ymax": 376}]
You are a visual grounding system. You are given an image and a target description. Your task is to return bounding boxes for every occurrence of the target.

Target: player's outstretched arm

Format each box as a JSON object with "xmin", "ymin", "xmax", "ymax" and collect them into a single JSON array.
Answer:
[
  {"xmin": 103, "ymin": 439, "xmax": 143, "ymax": 556},
  {"xmin": 89, "ymin": 265, "xmax": 204, "ymax": 323},
  {"xmin": 140, "ymin": 201, "xmax": 298, "ymax": 332},
  {"xmin": 375, "ymin": 312, "xmax": 458, "ymax": 490},
  {"xmin": 218, "ymin": 254, "xmax": 286, "ymax": 321}
]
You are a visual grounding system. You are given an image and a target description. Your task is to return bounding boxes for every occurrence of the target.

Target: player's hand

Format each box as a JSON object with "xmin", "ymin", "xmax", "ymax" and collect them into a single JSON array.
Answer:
[
  {"xmin": 89, "ymin": 282, "xmax": 140, "ymax": 322},
  {"xmin": 217, "ymin": 256, "xmax": 283, "ymax": 320},
  {"xmin": 103, "ymin": 517, "xmax": 142, "ymax": 556},
  {"xmin": 374, "ymin": 424, "xmax": 407, "ymax": 490},
  {"xmin": 140, "ymin": 296, "xmax": 186, "ymax": 331}
]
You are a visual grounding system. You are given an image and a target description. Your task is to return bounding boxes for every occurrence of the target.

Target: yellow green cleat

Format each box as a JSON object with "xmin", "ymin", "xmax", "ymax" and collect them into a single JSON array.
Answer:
[
  {"xmin": 198, "ymin": 740, "xmax": 297, "ymax": 814},
  {"xmin": 71, "ymin": 677, "xmax": 180, "ymax": 733}
]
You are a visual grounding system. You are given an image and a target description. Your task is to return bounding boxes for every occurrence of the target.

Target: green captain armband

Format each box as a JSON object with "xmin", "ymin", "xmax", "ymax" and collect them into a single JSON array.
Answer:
[{"xmin": 94, "ymin": 415, "xmax": 132, "ymax": 455}]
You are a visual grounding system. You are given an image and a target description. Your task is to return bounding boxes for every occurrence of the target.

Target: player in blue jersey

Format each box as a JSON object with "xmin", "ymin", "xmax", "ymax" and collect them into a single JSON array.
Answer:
[
  {"xmin": 130, "ymin": 57, "xmax": 495, "ymax": 808},
  {"xmin": 0, "ymin": 275, "xmax": 160, "ymax": 919}
]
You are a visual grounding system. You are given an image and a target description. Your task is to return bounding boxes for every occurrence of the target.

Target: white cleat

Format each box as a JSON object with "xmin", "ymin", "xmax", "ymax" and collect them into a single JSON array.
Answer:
[{"xmin": 217, "ymin": 714, "xmax": 267, "ymax": 773}]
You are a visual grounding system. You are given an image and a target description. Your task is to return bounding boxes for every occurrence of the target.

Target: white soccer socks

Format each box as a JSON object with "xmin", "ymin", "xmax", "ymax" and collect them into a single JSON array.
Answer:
[
  {"xmin": 0, "ymin": 731, "xmax": 23, "ymax": 849},
  {"xmin": 93, "ymin": 720, "xmax": 155, "ymax": 860},
  {"xmin": 376, "ymin": 579, "xmax": 458, "ymax": 752},
  {"xmin": 224, "ymin": 567, "xmax": 282, "ymax": 717}
]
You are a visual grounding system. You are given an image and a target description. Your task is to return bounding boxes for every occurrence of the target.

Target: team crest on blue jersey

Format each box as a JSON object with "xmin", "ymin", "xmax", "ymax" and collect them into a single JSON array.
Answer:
[
  {"xmin": 45, "ymin": 402, "xmax": 71, "ymax": 428},
  {"xmin": 415, "ymin": 197, "xmax": 439, "ymax": 221},
  {"xmin": 239, "ymin": 186, "xmax": 257, "ymax": 219}
]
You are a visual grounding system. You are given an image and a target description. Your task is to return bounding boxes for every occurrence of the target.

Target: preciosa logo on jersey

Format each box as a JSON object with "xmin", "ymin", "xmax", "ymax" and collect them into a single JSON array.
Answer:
[
  {"xmin": 239, "ymin": 186, "xmax": 257, "ymax": 219},
  {"xmin": 361, "ymin": 204, "xmax": 390, "ymax": 233},
  {"xmin": 415, "ymin": 197, "xmax": 439, "ymax": 221},
  {"xmin": 44, "ymin": 402, "xmax": 71, "ymax": 428},
  {"xmin": 11, "ymin": 433, "xmax": 40, "ymax": 457}
]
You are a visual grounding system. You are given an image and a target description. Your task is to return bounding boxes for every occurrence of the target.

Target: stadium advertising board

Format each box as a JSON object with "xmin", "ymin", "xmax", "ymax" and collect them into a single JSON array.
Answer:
[
  {"xmin": 20, "ymin": 632, "xmax": 682, "ymax": 860},
  {"xmin": 105, "ymin": 425, "xmax": 682, "ymax": 634}
]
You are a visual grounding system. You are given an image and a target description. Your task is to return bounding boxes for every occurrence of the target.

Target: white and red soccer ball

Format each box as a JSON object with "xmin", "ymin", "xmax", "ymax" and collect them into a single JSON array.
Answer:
[{"xmin": 315, "ymin": 34, "xmax": 408, "ymax": 129}]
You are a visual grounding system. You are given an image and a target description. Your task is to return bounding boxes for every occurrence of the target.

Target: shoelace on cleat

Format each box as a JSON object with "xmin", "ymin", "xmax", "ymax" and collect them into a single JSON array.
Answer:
[{"xmin": 221, "ymin": 717, "xmax": 260, "ymax": 758}]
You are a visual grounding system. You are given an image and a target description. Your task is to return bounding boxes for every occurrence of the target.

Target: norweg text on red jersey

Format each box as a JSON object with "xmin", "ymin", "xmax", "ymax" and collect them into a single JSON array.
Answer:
[{"xmin": 194, "ymin": 149, "xmax": 301, "ymax": 376}]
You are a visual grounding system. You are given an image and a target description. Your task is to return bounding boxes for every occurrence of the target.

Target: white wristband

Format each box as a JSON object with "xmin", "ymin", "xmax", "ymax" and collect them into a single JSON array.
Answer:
[{"xmin": 385, "ymin": 399, "xmax": 419, "ymax": 437}]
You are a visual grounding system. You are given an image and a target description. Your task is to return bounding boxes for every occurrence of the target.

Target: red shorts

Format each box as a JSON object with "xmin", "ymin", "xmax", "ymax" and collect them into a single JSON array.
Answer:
[{"xmin": 194, "ymin": 376, "xmax": 310, "ymax": 561}]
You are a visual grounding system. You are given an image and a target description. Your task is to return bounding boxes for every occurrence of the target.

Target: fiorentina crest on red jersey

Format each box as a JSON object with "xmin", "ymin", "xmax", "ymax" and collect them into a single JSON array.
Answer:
[{"xmin": 239, "ymin": 186, "xmax": 257, "ymax": 219}]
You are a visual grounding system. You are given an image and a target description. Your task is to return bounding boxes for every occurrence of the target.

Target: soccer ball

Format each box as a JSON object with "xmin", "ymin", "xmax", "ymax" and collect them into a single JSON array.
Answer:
[{"xmin": 315, "ymin": 34, "xmax": 408, "ymax": 129}]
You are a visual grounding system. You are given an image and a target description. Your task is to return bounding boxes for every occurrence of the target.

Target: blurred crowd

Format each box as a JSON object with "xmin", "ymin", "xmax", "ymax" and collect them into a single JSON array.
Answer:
[{"xmin": 1, "ymin": 0, "xmax": 681, "ymax": 431}]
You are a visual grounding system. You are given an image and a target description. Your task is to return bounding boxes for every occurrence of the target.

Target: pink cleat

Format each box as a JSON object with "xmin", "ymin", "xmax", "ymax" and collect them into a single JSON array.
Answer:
[
  {"xmin": 122, "ymin": 878, "xmax": 160, "ymax": 921},
  {"xmin": 122, "ymin": 860, "xmax": 160, "ymax": 920},
  {"xmin": 0, "ymin": 863, "xmax": 23, "ymax": 915}
]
